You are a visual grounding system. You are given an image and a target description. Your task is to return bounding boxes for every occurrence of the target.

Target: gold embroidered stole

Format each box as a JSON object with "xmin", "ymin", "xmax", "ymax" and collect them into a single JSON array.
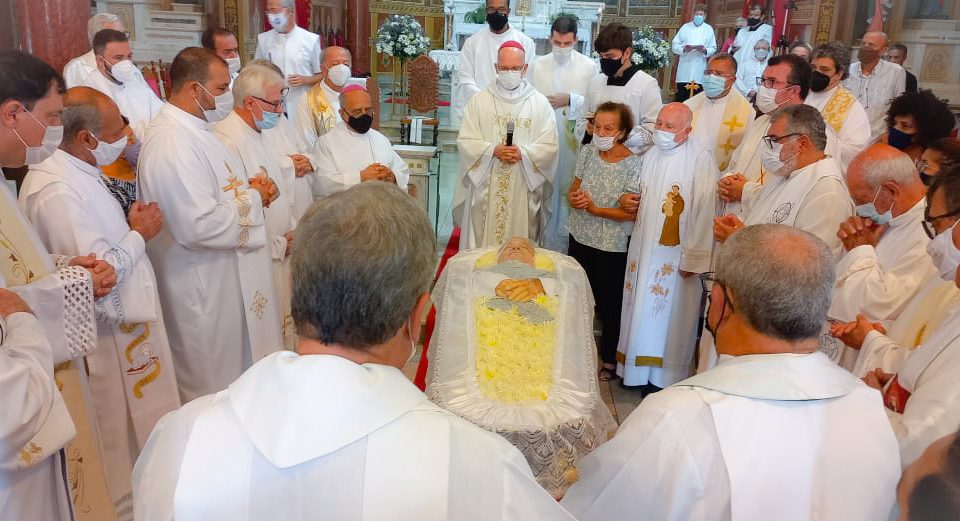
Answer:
[
  {"xmin": 0, "ymin": 189, "xmax": 117, "ymax": 521},
  {"xmin": 715, "ymin": 95, "xmax": 752, "ymax": 172},
  {"xmin": 822, "ymin": 87, "xmax": 856, "ymax": 134},
  {"xmin": 307, "ymin": 84, "xmax": 337, "ymax": 138}
]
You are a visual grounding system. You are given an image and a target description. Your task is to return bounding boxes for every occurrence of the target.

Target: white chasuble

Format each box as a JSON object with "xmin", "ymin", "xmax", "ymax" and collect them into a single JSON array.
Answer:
[
  {"xmin": 82, "ymin": 69, "xmax": 163, "ymax": 141},
  {"xmin": 618, "ymin": 140, "xmax": 717, "ymax": 387},
  {"xmin": 132, "ymin": 352, "xmax": 575, "ymax": 520},
  {"xmin": 312, "ymin": 122, "xmax": 411, "ymax": 197},
  {"xmin": 804, "ymin": 85, "xmax": 871, "ymax": 170},
  {"xmin": 21, "ymin": 150, "xmax": 183, "ymax": 517},
  {"xmin": 742, "ymin": 157, "xmax": 853, "ymax": 254},
  {"xmin": 214, "ymin": 112, "xmax": 296, "ymax": 350},
  {"xmin": 530, "ymin": 50, "xmax": 597, "ymax": 252},
  {"xmin": 820, "ymin": 200, "xmax": 936, "ymax": 368},
  {"xmin": 685, "ymin": 89, "xmax": 754, "ymax": 173},
  {"xmin": 454, "ymin": 82, "xmax": 558, "ymax": 250},
  {"xmin": 262, "ymin": 114, "xmax": 318, "ymax": 221},
  {"xmin": 455, "ymin": 27, "xmax": 536, "ymax": 118},
  {"xmin": 0, "ymin": 182, "xmax": 113, "ymax": 520},
  {"xmin": 138, "ymin": 103, "xmax": 283, "ymax": 403}
]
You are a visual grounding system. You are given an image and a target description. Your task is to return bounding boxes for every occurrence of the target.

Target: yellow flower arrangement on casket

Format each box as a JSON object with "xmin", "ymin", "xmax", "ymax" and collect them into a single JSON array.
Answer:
[{"xmin": 474, "ymin": 293, "xmax": 558, "ymax": 402}]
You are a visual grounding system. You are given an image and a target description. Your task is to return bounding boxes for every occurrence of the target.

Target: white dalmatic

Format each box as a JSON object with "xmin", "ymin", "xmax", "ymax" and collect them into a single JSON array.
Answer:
[
  {"xmin": 529, "ymin": 48, "xmax": 597, "ymax": 252},
  {"xmin": 82, "ymin": 69, "xmax": 163, "ymax": 141},
  {"xmin": 618, "ymin": 139, "xmax": 717, "ymax": 387},
  {"xmin": 575, "ymin": 69, "xmax": 663, "ymax": 154},
  {"xmin": 562, "ymin": 352, "xmax": 900, "ymax": 521},
  {"xmin": 132, "ymin": 352, "xmax": 576, "ymax": 521},
  {"xmin": 821, "ymin": 200, "xmax": 936, "ymax": 369},
  {"xmin": 262, "ymin": 114, "xmax": 319, "ymax": 221},
  {"xmin": 312, "ymin": 122, "xmax": 411, "ymax": 197},
  {"xmin": 454, "ymin": 81, "xmax": 559, "ymax": 250},
  {"xmin": 138, "ymin": 103, "xmax": 284, "ymax": 403},
  {"xmin": 254, "ymin": 26, "xmax": 322, "ymax": 125},
  {"xmin": 804, "ymin": 85, "xmax": 871, "ymax": 170},
  {"xmin": 214, "ymin": 111, "xmax": 297, "ymax": 350},
  {"xmin": 20, "ymin": 149, "xmax": 182, "ymax": 515},
  {"xmin": 455, "ymin": 27, "xmax": 536, "ymax": 118}
]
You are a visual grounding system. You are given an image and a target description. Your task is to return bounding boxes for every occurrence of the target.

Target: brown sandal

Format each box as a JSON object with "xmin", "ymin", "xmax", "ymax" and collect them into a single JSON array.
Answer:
[{"xmin": 598, "ymin": 366, "xmax": 617, "ymax": 381}]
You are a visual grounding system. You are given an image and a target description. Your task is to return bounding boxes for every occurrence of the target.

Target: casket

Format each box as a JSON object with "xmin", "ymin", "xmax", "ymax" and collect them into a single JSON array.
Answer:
[{"xmin": 426, "ymin": 247, "xmax": 617, "ymax": 497}]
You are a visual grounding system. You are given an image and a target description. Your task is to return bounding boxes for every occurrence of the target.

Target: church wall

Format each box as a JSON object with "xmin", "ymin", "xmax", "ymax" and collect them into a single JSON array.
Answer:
[{"xmin": 368, "ymin": 0, "xmax": 444, "ymax": 78}]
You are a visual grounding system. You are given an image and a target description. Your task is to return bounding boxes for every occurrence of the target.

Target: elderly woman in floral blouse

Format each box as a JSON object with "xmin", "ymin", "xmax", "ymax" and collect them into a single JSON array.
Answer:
[{"xmin": 568, "ymin": 101, "xmax": 641, "ymax": 381}]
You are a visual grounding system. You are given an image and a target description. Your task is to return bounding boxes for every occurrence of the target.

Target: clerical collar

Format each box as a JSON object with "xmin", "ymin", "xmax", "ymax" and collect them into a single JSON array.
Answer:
[{"xmin": 606, "ymin": 64, "xmax": 641, "ymax": 87}]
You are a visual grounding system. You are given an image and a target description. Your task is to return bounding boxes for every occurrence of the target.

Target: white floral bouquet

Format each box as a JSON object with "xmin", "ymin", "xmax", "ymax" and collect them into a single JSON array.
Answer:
[
  {"xmin": 631, "ymin": 26, "xmax": 671, "ymax": 71},
  {"xmin": 375, "ymin": 14, "xmax": 431, "ymax": 59}
]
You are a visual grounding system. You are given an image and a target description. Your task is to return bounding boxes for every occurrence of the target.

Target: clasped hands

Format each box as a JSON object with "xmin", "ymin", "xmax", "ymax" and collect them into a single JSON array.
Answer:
[
  {"xmin": 837, "ymin": 216, "xmax": 888, "ymax": 251},
  {"xmin": 128, "ymin": 201, "xmax": 164, "ymax": 241},
  {"xmin": 495, "ymin": 278, "xmax": 546, "ymax": 303},
  {"xmin": 717, "ymin": 173, "xmax": 746, "ymax": 203},
  {"xmin": 289, "ymin": 154, "xmax": 314, "ymax": 177},
  {"xmin": 69, "ymin": 253, "xmax": 117, "ymax": 299},
  {"xmin": 493, "ymin": 144, "xmax": 522, "ymax": 164},
  {"xmin": 248, "ymin": 175, "xmax": 279, "ymax": 208},
  {"xmin": 829, "ymin": 314, "xmax": 886, "ymax": 350},
  {"xmin": 360, "ymin": 163, "xmax": 396, "ymax": 183}
]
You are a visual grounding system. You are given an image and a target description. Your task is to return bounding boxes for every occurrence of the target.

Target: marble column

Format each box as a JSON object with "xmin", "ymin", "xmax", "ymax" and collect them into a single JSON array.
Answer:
[
  {"xmin": 14, "ymin": 0, "xmax": 89, "ymax": 72},
  {"xmin": 345, "ymin": 0, "xmax": 370, "ymax": 74}
]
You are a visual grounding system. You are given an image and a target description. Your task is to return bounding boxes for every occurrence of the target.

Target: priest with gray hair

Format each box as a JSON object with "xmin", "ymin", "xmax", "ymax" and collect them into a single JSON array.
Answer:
[
  {"xmin": 132, "ymin": 182, "xmax": 575, "ymax": 520},
  {"xmin": 213, "ymin": 61, "xmax": 297, "ymax": 350},
  {"xmin": 562, "ymin": 223, "xmax": 900, "ymax": 521}
]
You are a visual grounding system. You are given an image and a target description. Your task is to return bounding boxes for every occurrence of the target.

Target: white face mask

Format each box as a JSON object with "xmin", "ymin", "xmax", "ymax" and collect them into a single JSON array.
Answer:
[
  {"xmin": 754, "ymin": 49, "xmax": 770, "ymax": 61},
  {"xmin": 552, "ymin": 45, "xmax": 573, "ymax": 62},
  {"xmin": 760, "ymin": 138, "xmax": 800, "ymax": 177},
  {"xmin": 14, "ymin": 110, "xmax": 63, "ymax": 165},
  {"xmin": 226, "ymin": 56, "xmax": 242, "ymax": 75},
  {"xmin": 926, "ymin": 221, "xmax": 960, "ymax": 282},
  {"xmin": 755, "ymin": 85, "xmax": 786, "ymax": 114},
  {"xmin": 88, "ymin": 132, "xmax": 128, "ymax": 166},
  {"xmin": 593, "ymin": 135, "xmax": 616, "ymax": 151},
  {"xmin": 107, "ymin": 59, "xmax": 140, "ymax": 84},
  {"xmin": 326, "ymin": 63, "xmax": 352, "ymax": 87},
  {"xmin": 653, "ymin": 129, "xmax": 681, "ymax": 151},
  {"xmin": 268, "ymin": 11, "xmax": 289, "ymax": 31},
  {"xmin": 195, "ymin": 83, "xmax": 235, "ymax": 122},
  {"xmin": 497, "ymin": 70, "xmax": 522, "ymax": 90}
]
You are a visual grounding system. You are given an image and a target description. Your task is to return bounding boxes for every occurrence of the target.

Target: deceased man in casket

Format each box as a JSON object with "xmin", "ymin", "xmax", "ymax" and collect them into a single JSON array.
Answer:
[{"xmin": 427, "ymin": 237, "xmax": 616, "ymax": 497}]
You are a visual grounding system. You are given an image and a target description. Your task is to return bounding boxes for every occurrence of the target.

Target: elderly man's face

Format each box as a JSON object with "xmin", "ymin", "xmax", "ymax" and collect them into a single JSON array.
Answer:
[
  {"xmin": 498, "ymin": 238, "xmax": 536, "ymax": 265},
  {"xmin": 214, "ymin": 33, "xmax": 240, "ymax": 60},
  {"xmin": 655, "ymin": 103, "xmax": 692, "ymax": 144},
  {"xmin": 790, "ymin": 46, "xmax": 810, "ymax": 60},
  {"xmin": 246, "ymin": 81, "xmax": 284, "ymax": 119},
  {"xmin": 495, "ymin": 47, "xmax": 526, "ymax": 74},
  {"xmin": 861, "ymin": 32, "xmax": 888, "ymax": 54},
  {"xmin": 323, "ymin": 47, "xmax": 352, "ymax": 68},
  {"xmin": 340, "ymin": 90, "xmax": 373, "ymax": 120}
]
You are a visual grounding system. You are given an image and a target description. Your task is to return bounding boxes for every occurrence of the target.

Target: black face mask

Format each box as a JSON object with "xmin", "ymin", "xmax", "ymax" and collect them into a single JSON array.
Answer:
[
  {"xmin": 600, "ymin": 56, "xmax": 624, "ymax": 77},
  {"xmin": 887, "ymin": 126, "xmax": 913, "ymax": 151},
  {"xmin": 347, "ymin": 114, "xmax": 373, "ymax": 134},
  {"xmin": 809, "ymin": 71, "xmax": 831, "ymax": 92},
  {"xmin": 705, "ymin": 283, "xmax": 733, "ymax": 340},
  {"xmin": 486, "ymin": 12, "xmax": 508, "ymax": 32},
  {"xmin": 919, "ymin": 171, "xmax": 934, "ymax": 186},
  {"xmin": 747, "ymin": 17, "xmax": 763, "ymax": 28}
]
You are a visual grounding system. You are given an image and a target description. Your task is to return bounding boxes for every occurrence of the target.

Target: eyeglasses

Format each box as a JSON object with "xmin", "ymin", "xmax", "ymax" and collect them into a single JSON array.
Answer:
[
  {"xmin": 922, "ymin": 210, "xmax": 960, "ymax": 239},
  {"xmin": 343, "ymin": 108, "xmax": 375, "ymax": 118},
  {"xmin": 486, "ymin": 7, "xmax": 509, "ymax": 14},
  {"xmin": 253, "ymin": 96, "xmax": 284, "ymax": 112},
  {"xmin": 756, "ymin": 77, "xmax": 796, "ymax": 89},
  {"xmin": 762, "ymin": 133, "xmax": 804, "ymax": 149}
]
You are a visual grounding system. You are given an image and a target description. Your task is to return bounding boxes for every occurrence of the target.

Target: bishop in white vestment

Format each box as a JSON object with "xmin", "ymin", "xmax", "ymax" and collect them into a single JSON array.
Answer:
[
  {"xmin": 254, "ymin": 4, "xmax": 322, "ymax": 126},
  {"xmin": 138, "ymin": 49, "xmax": 283, "ymax": 402},
  {"xmin": 455, "ymin": 7, "xmax": 535, "ymax": 118},
  {"xmin": 617, "ymin": 104, "xmax": 717, "ymax": 388},
  {"xmin": 530, "ymin": 28, "xmax": 598, "ymax": 252},
  {"xmin": 312, "ymin": 86, "xmax": 410, "ymax": 197},
  {"xmin": 132, "ymin": 181, "xmax": 575, "ymax": 521},
  {"xmin": 563, "ymin": 224, "xmax": 900, "ymax": 521},
  {"xmin": 455, "ymin": 43, "xmax": 558, "ymax": 250}
]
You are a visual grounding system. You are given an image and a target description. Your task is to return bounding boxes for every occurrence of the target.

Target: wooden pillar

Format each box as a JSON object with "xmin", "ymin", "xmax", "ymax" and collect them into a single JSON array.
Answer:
[
  {"xmin": 14, "ymin": 0, "xmax": 89, "ymax": 72},
  {"xmin": 679, "ymin": 0, "xmax": 697, "ymax": 23},
  {"xmin": 345, "ymin": 0, "xmax": 370, "ymax": 75}
]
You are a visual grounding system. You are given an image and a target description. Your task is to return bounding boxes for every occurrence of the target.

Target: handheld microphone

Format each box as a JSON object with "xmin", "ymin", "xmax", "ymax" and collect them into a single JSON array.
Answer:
[{"xmin": 505, "ymin": 120, "xmax": 514, "ymax": 146}]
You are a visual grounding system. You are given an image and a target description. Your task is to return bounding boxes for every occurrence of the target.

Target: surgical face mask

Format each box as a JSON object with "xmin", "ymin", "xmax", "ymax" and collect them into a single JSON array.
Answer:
[
  {"xmin": 855, "ymin": 186, "xmax": 893, "ymax": 225},
  {"xmin": 226, "ymin": 56, "xmax": 242, "ymax": 75},
  {"xmin": 755, "ymin": 85, "xmax": 785, "ymax": 114},
  {"xmin": 701, "ymin": 74, "xmax": 728, "ymax": 98},
  {"xmin": 105, "ymin": 58, "xmax": 140, "ymax": 84},
  {"xmin": 486, "ymin": 11, "xmax": 508, "ymax": 32},
  {"xmin": 653, "ymin": 129, "xmax": 680, "ymax": 151},
  {"xmin": 13, "ymin": 110, "xmax": 63, "ymax": 165},
  {"xmin": 599, "ymin": 56, "xmax": 624, "ymax": 77},
  {"xmin": 810, "ymin": 71, "xmax": 831, "ymax": 92},
  {"xmin": 593, "ymin": 134, "xmax": 616, "ymax": 151},
  {"xmin": 552, "ymin": 45, "xmax": 573, "ymax": 61},
  {"xmin": 497, "ymin": 69, "xmax": 522, "ymax": 90},
  {"xmin": 88, "ymin": 132, "xmax": 128, "ymax": 166},
  {"xmin": 268, "ymin": 11, "xmax": 289, "ymax": 31},
  {"xmin": 254, "ymin": 103, "xmax": 280, "ymax": 131},
  {"xmin": 346, "ymin": 114, "xmax": 373, "ymax": 134},
  {"xmin": 326, "ymin": 63, "xmax": 351, "ymax": 87},
  {"xmin": 926, "ymin": 221, "xmax": 960, "ymax": 281},
  {"xmin": 754, "ymin": 49, "xmax": 769, "ymax": 61},
  {"xmin": 693, "ymin": 15, "xmax": 705, "ymax": 26},
  {"xmin": 888, "ymin": 126, "xmax": 913, "ymax": 151},
  {"xmin": 195, "ymin": 83, "xmax": 234, "ymax": 122},
  {"xmin": 760, "ymin": 137, "xmax": 800, "ymax": 177}
]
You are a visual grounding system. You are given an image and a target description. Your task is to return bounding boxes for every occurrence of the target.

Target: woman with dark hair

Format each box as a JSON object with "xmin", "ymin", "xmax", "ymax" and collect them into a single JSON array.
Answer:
[
  {"xmin": 918, "ymin": 137, "xmax": 960, "ymax": 186},
  {"xmin": 567, "ymin": 101, "xmax": 640, "ymax": 381},
  {"xmin": 883, "ymin": 89, "xmax": 956, "ymax": 161}
]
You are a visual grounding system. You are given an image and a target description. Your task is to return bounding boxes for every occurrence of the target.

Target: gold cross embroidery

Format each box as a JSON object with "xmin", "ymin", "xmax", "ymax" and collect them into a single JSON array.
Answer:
[
  {"xmin": 722, "ymin": 115, "xmax": 745, "ymax": 134},
  {"xmin": 719, "ymin": 136, "xmax": 737, "ymax": 155},
  {"xmin": 685, "ymin": 81, "xmax": 700, "ymax": 95},
  {"xmin": 222, "ymin": 175, "xmax": 244, "ymax": 197}
]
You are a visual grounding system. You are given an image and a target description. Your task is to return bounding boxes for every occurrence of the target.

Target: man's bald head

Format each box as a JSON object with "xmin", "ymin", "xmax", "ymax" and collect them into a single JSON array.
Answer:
[
  {"xmin": 846, "ymin": 143, "xmax": 925, "ymax": 213},
  {"xmin": 339, "ymin": 88, "xmax": 372, "ymax": 113},
  {"xmin": 660, "ymin": 102, "xmax": 693, "ymax": 128},
  {"xmin": 322, "ymin": 46, "xmax": 352, "ymax": 67},
  {"xmin": 863, "ymin": 32, "xmax": 889, "ymax": 48},
  {"xmin": 496, "ymin": 46, "xmax": 526, "ymax": 71},
  {"xmin": 61, "ymin": 86, "xmax": 123, "ymax": 142}
]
